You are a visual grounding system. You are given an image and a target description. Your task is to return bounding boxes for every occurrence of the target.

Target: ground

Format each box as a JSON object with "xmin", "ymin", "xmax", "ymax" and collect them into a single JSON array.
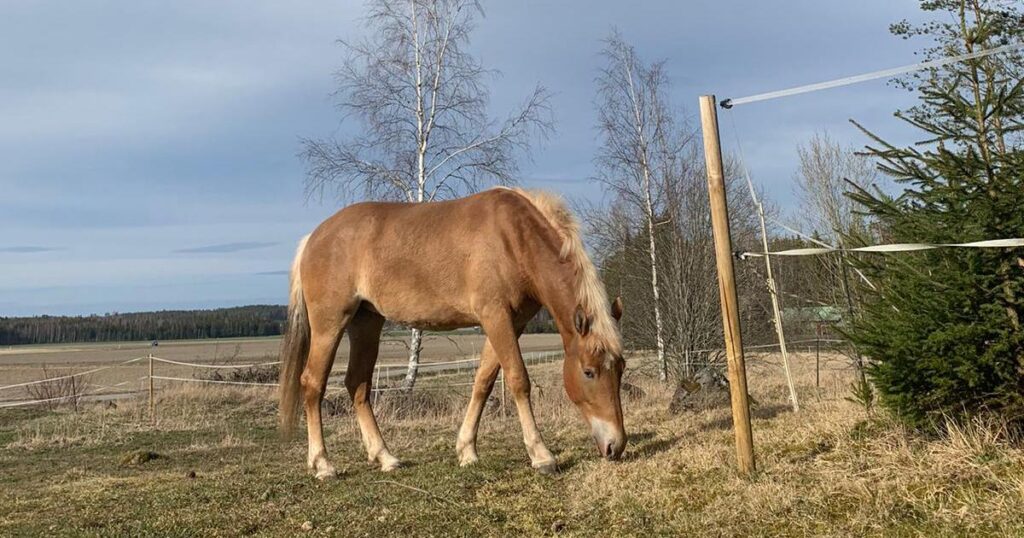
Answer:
[{"xmin": 2, "ymin": 351, "xmax": 1023, "ymax": 537}]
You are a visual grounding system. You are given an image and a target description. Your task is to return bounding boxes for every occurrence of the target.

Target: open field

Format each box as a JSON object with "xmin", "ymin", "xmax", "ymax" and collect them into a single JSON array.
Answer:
[
  {"xmin": 0, "ymin": 333, "xmax": 563, "ymax": 391},
  {"xmin": 3, "ymin": 351, "xmax": 1023, "ymax": 536}
]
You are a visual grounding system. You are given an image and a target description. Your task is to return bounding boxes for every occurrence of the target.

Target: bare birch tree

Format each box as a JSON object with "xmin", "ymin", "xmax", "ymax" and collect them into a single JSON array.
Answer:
[
  {"xmin": 595, "ymin": 31, "xmax": 671, "ymax": 381},
  {"xmin": 794, "ymin": 132, "xmax": 877, "ymax": 244},
  {"xmin": 793, "ymin": 132, "xmax": 879, "ymax": 310},
  {"xmin": 587, "ymin": 147, "xmax": 770, "ymax": 380},
  {"xmin": 301, "ymin": 0, "xmax": 552, "ymax": 389}
]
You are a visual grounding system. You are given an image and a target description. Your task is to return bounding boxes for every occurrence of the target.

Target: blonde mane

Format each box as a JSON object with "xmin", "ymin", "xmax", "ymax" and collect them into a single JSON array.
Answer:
[{"xmin": 503, "ymin": 188, "xmax": 623, "ymax": 355}]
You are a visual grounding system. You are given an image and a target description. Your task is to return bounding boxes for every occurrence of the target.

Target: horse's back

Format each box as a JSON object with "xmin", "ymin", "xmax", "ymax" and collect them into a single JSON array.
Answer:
[
  {"xmin": 313, "ymin": 189, "xmax": 536, "ymax": 252},
  {"xmin": 301, "ymin": 189, "xmax": 546, "ymax": 327}
]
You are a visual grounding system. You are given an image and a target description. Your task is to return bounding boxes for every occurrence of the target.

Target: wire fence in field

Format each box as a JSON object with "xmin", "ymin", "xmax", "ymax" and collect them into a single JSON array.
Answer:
[
  {"xmin": 0, "ymin": 349, "xmax": 567, "ymax": 410},
  {"xmin": 0, "ymin": 338, "xmax": 855, "ymax": 411}
]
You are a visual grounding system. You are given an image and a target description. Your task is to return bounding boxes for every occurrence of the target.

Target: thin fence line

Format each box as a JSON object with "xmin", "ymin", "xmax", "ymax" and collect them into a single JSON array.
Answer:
[
  {"xmin": 84, "ymin": 376, "xmax": 150, "ymax": 391},
  {"xmin": 0, "ymin": 344, "xmax": 848, "ymax": 408},
  {"xmin": 0, "ymin": 376, "xmax": 151, "ymax": 407},
  {"xmin": 0, "ymin": 356, "xmax": 146, "ymax": 392},
  {"xmin": 0, "ymin": 376, "xmax": 150, "ymax": 406},
  {"xmin": 149, "ymin": 374, "xmax": 481, "ymax": 392},
  {"xmin": 370, "ymin": 381, "xmax": 478, "ymax": 393},
  {"xmin": 0, "ymin": 350, "xmax": 566, "ymax": 402},
  {"xmin": 721, "ymin": 43, "xmax": 1024, "ymax": 108},
  {"xmin": 723, "ymin": 106, "xmax": 879, "ymax": 293},
  {"xmin": 0, "ymin": 393, "xmax": 88, "ymax": 408},
  {"xmin": 397, "ymin": 357, "xmax": 480, "ymax": 368},
  {"xmin": 150, "ymin": 375, "xmax": 279, "ymax": 388},
  {"xmin": 406, "ymin": 369, "xmax": 477, "ymax": 383},
  {"xmin": 149, "ymin": 357, "xmax": 282, "ymax": 369}
]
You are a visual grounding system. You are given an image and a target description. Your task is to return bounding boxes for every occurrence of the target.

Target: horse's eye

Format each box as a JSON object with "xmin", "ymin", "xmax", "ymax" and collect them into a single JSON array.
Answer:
[{"xmin": 583, "ymin": 368, "xmax": 596, "ymax": 380}]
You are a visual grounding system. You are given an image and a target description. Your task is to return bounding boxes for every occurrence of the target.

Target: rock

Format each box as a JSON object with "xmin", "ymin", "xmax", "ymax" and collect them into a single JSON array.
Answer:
[
  {"xmin": 300, "ymin": 520, "xmax": 314, "ymax": 532},
  {"xmin": 668, "ymin": 368, "xmax": 731, "ymax": 414}
]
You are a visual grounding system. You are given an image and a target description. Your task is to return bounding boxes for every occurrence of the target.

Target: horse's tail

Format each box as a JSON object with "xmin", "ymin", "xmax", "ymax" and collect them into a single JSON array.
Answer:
[{"xmin": 278, "ymin": 234, "xmax": 311, "ymax": 438}]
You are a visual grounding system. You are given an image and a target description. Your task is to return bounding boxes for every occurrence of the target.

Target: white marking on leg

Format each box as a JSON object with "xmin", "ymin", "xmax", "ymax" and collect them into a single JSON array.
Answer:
[
  {"xmin": 513, "ymin": 396, "xmax": 555, "ymax": 469},
  {"xmin": 378, "ymin": 450, "xmax": 401, "ymax": 472}
]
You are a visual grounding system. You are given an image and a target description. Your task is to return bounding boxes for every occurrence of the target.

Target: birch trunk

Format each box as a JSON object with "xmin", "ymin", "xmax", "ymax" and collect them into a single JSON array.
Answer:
[
  {"xmin": 642, "ymin": 171, "xmax": 667, "ymax": 382},
  {"xmin": 404, "ymin": 327, "xmax": 423, "ymax": 389},
  {"xmin": 404, "ymin": 0, "xmax": 427, "ymax": 390},
  {"xmin": 403, "ymin": 149, "xmax": 426, "ymax": 388},
  {"xmin": 623, "ymin": 59, "xmax": 667, "ymax": 382}
]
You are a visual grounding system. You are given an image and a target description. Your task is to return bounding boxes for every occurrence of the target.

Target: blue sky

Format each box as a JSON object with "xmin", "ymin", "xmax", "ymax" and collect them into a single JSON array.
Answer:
[{"xmin": 1, "ymin": 1, "xmax": 929, "ymax": 316}]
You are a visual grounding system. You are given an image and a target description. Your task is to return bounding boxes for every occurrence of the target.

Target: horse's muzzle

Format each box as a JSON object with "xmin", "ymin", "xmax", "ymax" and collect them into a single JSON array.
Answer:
[{"xmin": 590, "ymin": 418, "xmax": 626, "ymax": 460}]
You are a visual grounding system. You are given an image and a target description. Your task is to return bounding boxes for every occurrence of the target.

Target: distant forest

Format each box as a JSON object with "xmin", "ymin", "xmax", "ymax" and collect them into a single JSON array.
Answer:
[
  {"xmin": 0, "ymin": 305, "xmax": 288, "ymax": 346},
  {"xmin": 0, "ymin": 305, "xmax": 557, "ymax": 346}
]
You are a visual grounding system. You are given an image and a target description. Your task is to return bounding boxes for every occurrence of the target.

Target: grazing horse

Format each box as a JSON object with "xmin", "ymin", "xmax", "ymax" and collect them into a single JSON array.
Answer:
[{"xmin": 278, "ymin": 187, "xmax": 626, "ymax": 479}]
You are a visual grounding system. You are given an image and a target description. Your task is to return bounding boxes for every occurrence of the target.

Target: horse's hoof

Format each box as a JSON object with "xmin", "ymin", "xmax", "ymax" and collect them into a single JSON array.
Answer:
[
  {"xmin": 380, "ymin": 458, "xmax": 402, "ymax": 473},
  {"xmin": 314, "ymin": 466, "xmax": 338, "ymax": 480},
  {"xmin": 533, "ymin": 460, "xmax": 558, "ymax": 475},
  {"xmin": 457, "ymin": 446, "xmax": 479, "ymax": 467}
]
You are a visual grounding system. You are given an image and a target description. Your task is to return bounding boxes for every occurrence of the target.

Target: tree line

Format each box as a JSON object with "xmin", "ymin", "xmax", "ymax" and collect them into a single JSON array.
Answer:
[
  {"xmin": 0, "ymin": 305, "xmax": 288, "ymax": 345},
  {"xmin": 0, "ymin": 305, "xmax": 560, "ymax": 346}
]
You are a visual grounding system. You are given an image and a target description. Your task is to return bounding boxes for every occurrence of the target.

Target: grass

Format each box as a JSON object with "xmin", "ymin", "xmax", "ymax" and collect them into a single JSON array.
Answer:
[{"xmin": 2, "ymin": 355, "xmax": 1024, "ymax": 536}]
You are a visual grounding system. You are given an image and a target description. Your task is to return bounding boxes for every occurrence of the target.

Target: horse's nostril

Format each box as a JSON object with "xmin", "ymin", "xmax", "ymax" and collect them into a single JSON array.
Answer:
[{"xmin": 604, "ymin": 443, "xmax": 615, "ymax": 459}]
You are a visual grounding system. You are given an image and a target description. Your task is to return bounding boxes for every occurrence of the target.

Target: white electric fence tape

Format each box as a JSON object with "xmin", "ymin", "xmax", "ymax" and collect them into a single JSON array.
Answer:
[
  {"xmin": 721, "ymin": 43, "xmax": 1024, "ymax": 108},
  {"xmin": 149, "ymin": 357, "xmax": 282, "ymax": 369},
  {"xmin": 741, "ymin": 238, "xmax": 1024, "ymax": 258}
]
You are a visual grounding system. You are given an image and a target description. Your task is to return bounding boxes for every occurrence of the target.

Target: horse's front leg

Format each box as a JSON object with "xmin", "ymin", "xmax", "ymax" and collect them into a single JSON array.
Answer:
[
  {"xmin": 479, "ymin": 313, "xmax": 557, "ymax": 474},
  {"xmin": 455, "ymin": 338, "xmax": 500, "ymax": 466}
]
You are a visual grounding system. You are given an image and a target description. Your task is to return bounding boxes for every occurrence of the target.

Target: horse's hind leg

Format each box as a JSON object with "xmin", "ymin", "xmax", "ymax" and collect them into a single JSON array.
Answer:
[
  {"xmin": 345, "ymin": 309, "xmax": 401, "ymax": 472},
  {"xmin": 302, "ymin": 307, "xmax": 353, "ymax": 480}
]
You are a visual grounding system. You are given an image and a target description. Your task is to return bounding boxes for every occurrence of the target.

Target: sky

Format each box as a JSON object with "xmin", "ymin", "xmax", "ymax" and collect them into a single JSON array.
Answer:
[{"xmin": 0, "ymin": 1, "xmax": 931, "ymax": 316}]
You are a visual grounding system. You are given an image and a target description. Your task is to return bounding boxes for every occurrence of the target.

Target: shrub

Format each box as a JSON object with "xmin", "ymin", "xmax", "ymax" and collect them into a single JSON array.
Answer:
[{"xmin": 847, "ymin": 1, "xmax": 1024, "ymax": 432}]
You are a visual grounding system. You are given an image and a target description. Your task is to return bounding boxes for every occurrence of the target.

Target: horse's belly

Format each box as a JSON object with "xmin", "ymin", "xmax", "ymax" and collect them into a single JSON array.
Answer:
[{"xmin": 365, "ymin": 300, "xmax": 478, "ymax": 330}]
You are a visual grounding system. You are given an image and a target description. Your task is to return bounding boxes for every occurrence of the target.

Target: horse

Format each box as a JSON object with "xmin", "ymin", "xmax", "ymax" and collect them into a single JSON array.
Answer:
[{"xmin": 278, "ymin": 187, "xmax": 626, "ymax": 479}]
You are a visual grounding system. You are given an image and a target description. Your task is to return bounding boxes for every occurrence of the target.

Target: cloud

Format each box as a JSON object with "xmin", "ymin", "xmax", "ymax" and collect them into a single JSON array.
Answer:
[
  {"xmin": 0, "ymin": 246, "xmax": 60, "ymax": 253},
  {"xmin": 0, "ymin": 0, "xmax": 932, "ymax": 316},
  {"xmin": 174, "ymin": 242, "xmax": 276, "ymax": 254}
]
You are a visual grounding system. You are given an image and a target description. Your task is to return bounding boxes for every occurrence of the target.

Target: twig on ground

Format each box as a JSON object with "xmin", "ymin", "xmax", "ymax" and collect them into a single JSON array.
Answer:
[{"xmin": 371, "ymin": 479, "xmax": 457, "ymax": 505}]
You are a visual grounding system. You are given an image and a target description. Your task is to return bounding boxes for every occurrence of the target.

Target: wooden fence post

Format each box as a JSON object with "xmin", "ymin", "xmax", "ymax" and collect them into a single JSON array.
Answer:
[
  {"xmin": 148, "ymin": 354, "xmax": 155, "ymax": 426},
  {"xmin": 699, "ymin": 95, "xmax": 756, "ymax": 475},
  {"xmin": 815, "ymin": 326, "xmax": 822, "ymax": 400},
  {"xmin": 499, "ymin": 369, "xmax": 507, "ymax": 419}
]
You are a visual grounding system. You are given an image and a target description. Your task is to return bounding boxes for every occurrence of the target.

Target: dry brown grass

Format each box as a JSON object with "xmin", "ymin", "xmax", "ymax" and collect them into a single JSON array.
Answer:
[{"xmin": 2, "ymin": 351, "xmax": 1023, "ymax": 536}]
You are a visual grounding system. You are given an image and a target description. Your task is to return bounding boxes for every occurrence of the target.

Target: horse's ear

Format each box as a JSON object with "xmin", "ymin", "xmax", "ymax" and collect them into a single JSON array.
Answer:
[
  {"xmin": 611, "ymin": 296, "xmax": 623, "ymax": 321},
  {"xmin": 574, "ymin": 305, "xmax": 591, "ymax": 336}
]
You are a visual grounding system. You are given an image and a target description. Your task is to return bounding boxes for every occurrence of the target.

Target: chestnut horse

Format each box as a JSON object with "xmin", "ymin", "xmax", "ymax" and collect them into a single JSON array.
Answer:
[{"xmin": 279, "ymin": 187, "xmax": 626, "ymax": 479}]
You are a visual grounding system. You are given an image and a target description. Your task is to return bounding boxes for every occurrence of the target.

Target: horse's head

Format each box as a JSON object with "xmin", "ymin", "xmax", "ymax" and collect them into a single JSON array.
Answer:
[{"xmin": 563, "ymin": 297, "xmax": 626, "ymax": 460}]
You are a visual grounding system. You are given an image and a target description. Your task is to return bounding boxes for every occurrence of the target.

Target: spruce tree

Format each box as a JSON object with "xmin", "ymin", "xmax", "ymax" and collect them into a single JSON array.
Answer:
[{"xmin": 847, "ymin": 0, "xmax": 1024, "ymax": 431}]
